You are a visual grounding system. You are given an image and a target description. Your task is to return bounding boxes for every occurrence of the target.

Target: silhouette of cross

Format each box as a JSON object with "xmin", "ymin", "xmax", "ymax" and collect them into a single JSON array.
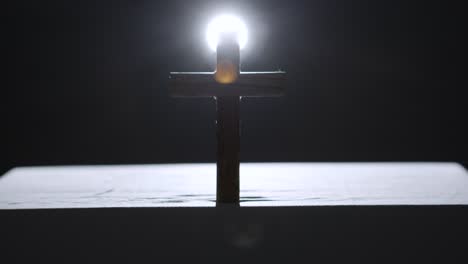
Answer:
[{"xmin": 169, "ymin": 32, "xmax": 285, "ymax": 204}]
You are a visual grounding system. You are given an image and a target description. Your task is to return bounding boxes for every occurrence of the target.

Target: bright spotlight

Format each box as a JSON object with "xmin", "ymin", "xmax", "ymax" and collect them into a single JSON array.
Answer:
[{"xmin": 206, "ymin": 15, "xmax": 248, "ymax": 52}]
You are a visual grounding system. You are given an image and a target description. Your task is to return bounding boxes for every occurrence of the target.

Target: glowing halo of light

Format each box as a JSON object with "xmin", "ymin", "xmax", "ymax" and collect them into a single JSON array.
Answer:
[{"xmin": 206, "ymin": 14, "xmax": 248, "ymax": 52}]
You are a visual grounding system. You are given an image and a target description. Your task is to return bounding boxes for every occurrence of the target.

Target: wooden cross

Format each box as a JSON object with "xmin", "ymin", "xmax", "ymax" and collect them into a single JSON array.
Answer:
[{"xmin": 169, "ymin": 32, "xmax": 285, "ymax": 204}]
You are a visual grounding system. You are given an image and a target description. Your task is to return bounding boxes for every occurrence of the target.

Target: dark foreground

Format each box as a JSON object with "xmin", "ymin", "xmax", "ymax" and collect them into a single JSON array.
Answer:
[{"xmin": 1, "ymin": 206, "xmax": 467, "ymax": 263}]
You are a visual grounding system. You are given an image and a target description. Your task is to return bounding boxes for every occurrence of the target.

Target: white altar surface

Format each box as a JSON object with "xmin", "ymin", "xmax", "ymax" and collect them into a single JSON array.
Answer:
[{"xmin": 1, "ymin": 162, "xmax": 467, "ymax": 209}]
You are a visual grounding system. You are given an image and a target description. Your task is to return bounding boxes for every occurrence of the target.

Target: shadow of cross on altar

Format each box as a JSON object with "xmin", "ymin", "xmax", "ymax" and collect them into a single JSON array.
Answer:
[{"xmin": 168, "ymin": 32, "xmax": 285, "ymax": 205}]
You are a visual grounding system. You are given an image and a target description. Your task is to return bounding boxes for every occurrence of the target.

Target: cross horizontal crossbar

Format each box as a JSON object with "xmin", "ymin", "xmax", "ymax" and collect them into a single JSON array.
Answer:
[{"xmin": 169, "ymin": 71, "xmax": 285, "ymax": 97}]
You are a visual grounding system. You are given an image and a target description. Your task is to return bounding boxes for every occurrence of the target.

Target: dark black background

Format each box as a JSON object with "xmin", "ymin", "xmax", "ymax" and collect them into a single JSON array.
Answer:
[{"xmin": 2, "ymin": 0, "xmax": 467, "ymax": 174}]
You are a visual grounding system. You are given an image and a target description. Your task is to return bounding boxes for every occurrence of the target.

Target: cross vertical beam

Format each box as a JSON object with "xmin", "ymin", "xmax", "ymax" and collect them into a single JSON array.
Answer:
[{"xmin": 215, "ymin": 33, "xmax": 241, "ymax": 204}]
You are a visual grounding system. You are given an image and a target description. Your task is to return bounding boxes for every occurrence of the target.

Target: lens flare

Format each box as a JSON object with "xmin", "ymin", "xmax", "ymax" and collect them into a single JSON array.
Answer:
[{"xmin": 206, "ymin": 15, "xmax": 248, "ymax": 52}]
